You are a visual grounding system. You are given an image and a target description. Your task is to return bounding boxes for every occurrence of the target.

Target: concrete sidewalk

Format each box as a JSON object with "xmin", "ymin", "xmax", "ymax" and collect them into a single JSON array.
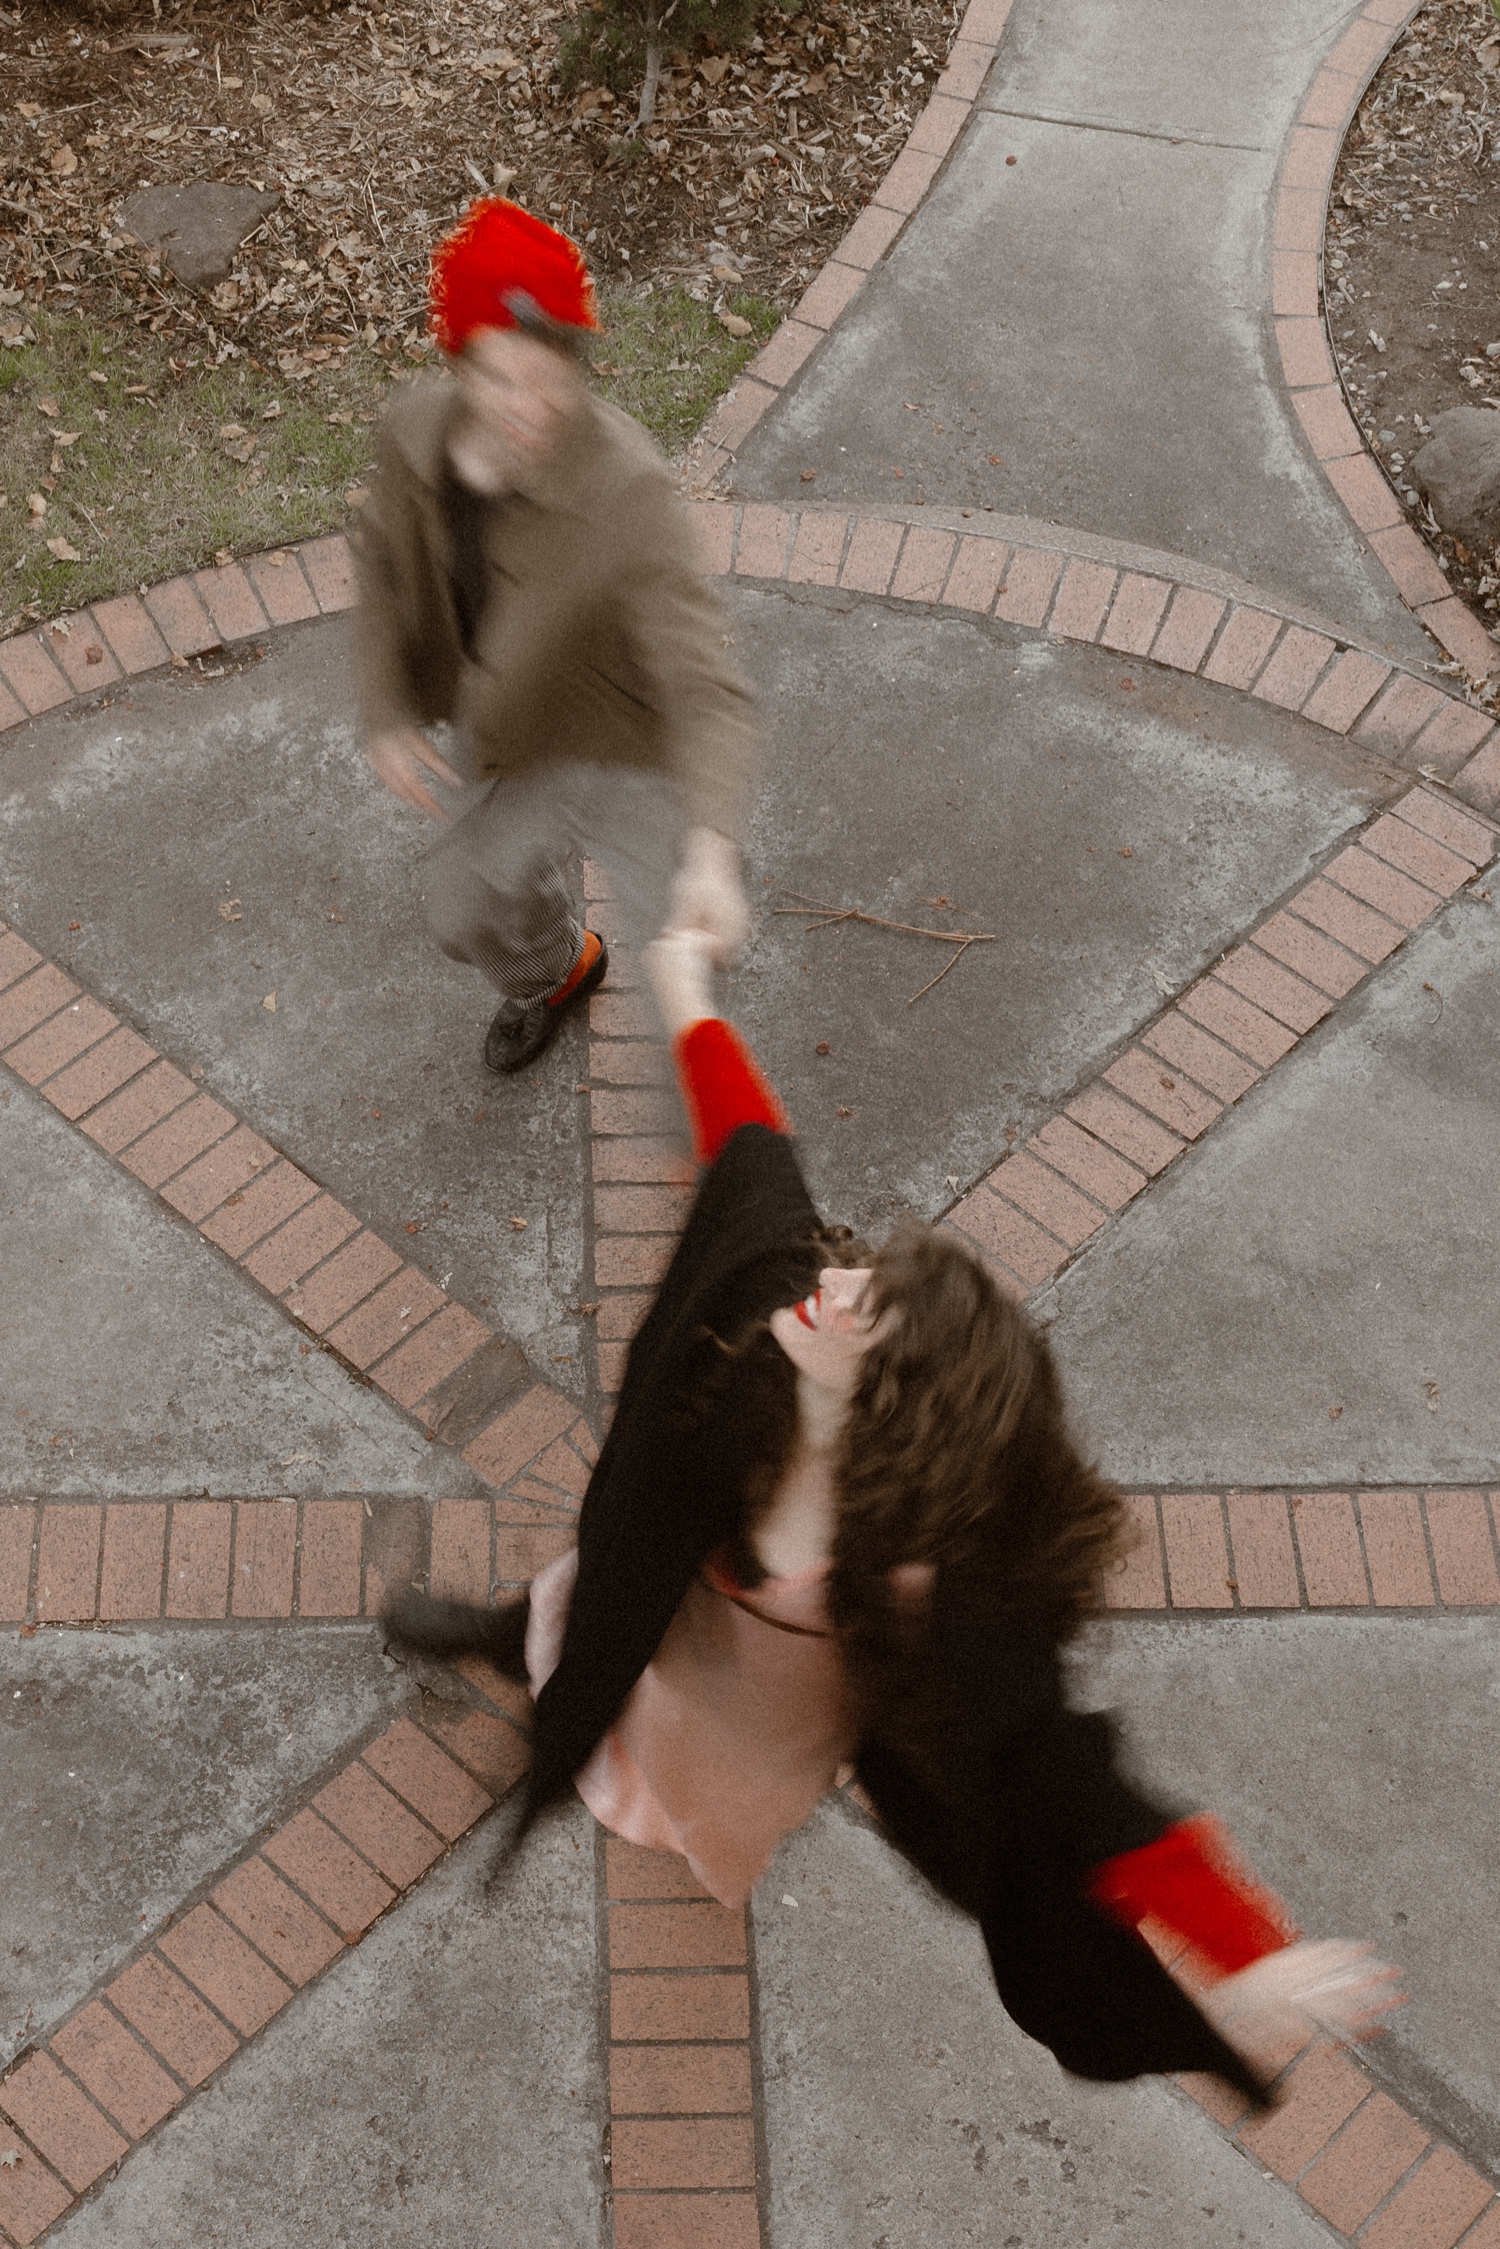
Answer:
[
  {"xmin": 4, "ymin": 0, "xmax": 1499, "ymax": 2240},
  {"xmin": 732, "ymin": 0, "xmax": 1434, "ymax": 661}
]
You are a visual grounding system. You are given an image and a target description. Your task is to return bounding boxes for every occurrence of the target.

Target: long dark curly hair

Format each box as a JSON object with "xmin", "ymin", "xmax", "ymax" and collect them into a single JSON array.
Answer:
[{"xmin": 713, "ymin": 1221, "xmax": 1125, "ymax": 1751}]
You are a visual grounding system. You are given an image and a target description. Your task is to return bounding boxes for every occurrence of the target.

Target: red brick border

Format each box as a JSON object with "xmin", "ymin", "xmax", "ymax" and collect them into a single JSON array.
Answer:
[
  {"xmin": 0, "ymin": 917, "xmax": 595, "ymax": 1587},
  {"xmin": 682, "ymin": 0, "xmax": 1015, "ymax": 491},
  {"xmin": 1268, "ymin": 0, "xmax": 1500, "ymax": 686},
  {"xmin": 0, "ymin": 1680, "xmax": 529, "ymax": 2246},
  {"xmin": 940, "ymin": 776, "xmax": 1497, "ymax": 1300},
  {"xmin": 10, "ymin": 1479, "xmax": 1491, "ymax": 1629},
  {"xmin": 0, "ymin": 541, "xmax": 351, "ymax": 739},
  {"xmin": 1102, "ymin": 1488, "xmax": 1500, "ymax": 1614},
  {"xmin": 8, "ymin": 496, "xmax": 1500, "ymax": 824},
  {"xmin": 690, "ymin": 498, "xmax": 1500, "ymax": 814},
  {"xmin": 603, "ymin": 1836, "xmax": 765, "ymax": 2249},
  {"xmin": 0, "ymin": 1484, "xmax": 597, "ymax": 1630},
  {"xmin": 1161, "ymin": 1919, "xmax": 1500, "ymax": 2249}
]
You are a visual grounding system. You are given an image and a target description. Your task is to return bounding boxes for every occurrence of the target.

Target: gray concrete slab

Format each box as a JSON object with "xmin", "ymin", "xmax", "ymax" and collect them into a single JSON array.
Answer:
[
  {"xmin": 0, "ymin": 621, "xmax": 588, "ymax": 1382},
  {"xmin": 1044, "ymin": 892, "xmax": 1500, "ymax": 1486},
  {"xmin": 1078, "ymin": 1614, "xmax": 1500, "ymax": 2176},
  {"xmin": 725, "ymin": 582, "xmax": 1399, "ymax": 1239},
  {"xmin": 0, "ymin": 1073, "xmax": 496, "ymax": 1498},
  {"xmin": 755, "ymin": 1795, "xmax": 1332, "ymax": 2248},
  {"xmin": 994, "ymin": 0, "xmax": 1340, "ymax": 148},
  {"xmin": 731, "ymin": 0, "xmax": 1431, "ymax": 661},
  {"xmin": 1, "ymin": 1621, "xmax": 404, "ymax": 2069},
  {"xmin": 54, "ymin": 1800, "xmax": 603, "ymax": 2249}
]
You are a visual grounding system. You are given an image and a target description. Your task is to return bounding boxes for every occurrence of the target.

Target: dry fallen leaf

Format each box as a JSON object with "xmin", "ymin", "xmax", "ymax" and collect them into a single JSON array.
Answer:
[
  {"xmin": 26, "ymin": 493, "xmax": 47, "ymax": 521},
  {"xmin": 37, "ymin": 396, "xmax": 59, "ymax": 418},
  {"xmin": 262, "ymin": 991, "xmax": 277, "ymax": 1011},
  {"xmin": 251, "ymin": 91, "xmax": 274, "ymax": 113},
  {"xmin": 49, "ymin": 143, "xmax": 78, "ymax": 176},
  {"xmin": 219, "ymin": 898, "xmax": 243, "ymax": 922},
  {"xmin": 508, "ymin": 1214, "xmax": 528, "ymax": 1230},
  {"xmin": 717, "ymin": 311, "xmax": 753, "ymax": 338},
  {"xmin": 46, "ymin": 536, "xmax": 81, "ymax": 562}
]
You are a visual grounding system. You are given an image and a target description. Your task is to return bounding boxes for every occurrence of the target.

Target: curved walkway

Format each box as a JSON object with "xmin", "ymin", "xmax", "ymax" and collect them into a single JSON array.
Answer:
[{"xmin": 2, "ymin": 2, "xmax": 1499, "ymax": 2246}]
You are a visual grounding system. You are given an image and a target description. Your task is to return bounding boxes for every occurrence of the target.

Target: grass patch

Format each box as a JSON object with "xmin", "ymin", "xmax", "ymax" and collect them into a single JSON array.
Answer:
[
  {"xmin": 2, "ymin": 285, "xmax": 778, "ymax": 630},
  {"xmin": 594, "ymin": 281, "xmax": 782, "ymax": 454},
  {"xmin": 1, "ymin": 311, "xmax": 389, "ymax": 631}
]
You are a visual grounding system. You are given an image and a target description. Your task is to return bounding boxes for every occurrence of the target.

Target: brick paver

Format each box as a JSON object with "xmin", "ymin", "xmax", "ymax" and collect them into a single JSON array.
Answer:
[
  {"xmin": 165, "ymin": 1500, "xmax": 232, "ymax": 1618},
  {"xmin": 157, "ymin": 1905, "xmax": 294, "ymax": 2038},
  {"xmin": 50, "ymin": 2001, "xmax": 182, "ymax": 2138},
  {"xmin": 0, "ymin": 2050, "xmax": 128, "ymax": 2191},
  {"xmin": 313, "ymin": 1764, "xmax": 444, "ymax": 1889},
  {"xmin": 108, "ymin": 1953, "xmax": 239, "ymax": 2088},
  {"xmin": 263, "ymin": 1810, "xmax": 396, "ymax": 1937},
  {"xmin": 212, "ymin": 1859, "xmax": 345, "ymax": 1987}
]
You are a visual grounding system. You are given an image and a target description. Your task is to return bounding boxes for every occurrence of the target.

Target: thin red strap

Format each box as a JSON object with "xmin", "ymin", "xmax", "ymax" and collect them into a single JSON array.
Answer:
[
  {"xmin": 1087, "ymin": 1814, "xmax": 1298, "ymax": 1975},
  {"xmin": 674, "ymin": 1017, "xmax": 788, "ymax": 1165}
]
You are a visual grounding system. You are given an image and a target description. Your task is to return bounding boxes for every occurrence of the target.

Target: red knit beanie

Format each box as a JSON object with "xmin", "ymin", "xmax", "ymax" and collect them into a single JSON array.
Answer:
[{"xmin": 429, "ymin": 198, "xmax": 599, "ymax": 356}]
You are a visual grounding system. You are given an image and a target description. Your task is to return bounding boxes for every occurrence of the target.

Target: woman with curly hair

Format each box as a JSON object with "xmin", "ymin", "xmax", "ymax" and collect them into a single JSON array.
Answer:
[{"xmin": 389, "ymin": 930, "xmax": 1400, "ymax": 2103}]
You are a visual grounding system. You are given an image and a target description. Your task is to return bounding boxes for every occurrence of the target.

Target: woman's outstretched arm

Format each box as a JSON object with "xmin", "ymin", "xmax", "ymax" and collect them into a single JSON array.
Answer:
[
  {"xmin": 1089, "ymin": 1814, "xmax": 1405, "ymax": 2059},
  {"xmin": 1087, "ymin": 1813, "xmax": 1295, "ymax": 1974},
  {"xmin": 647, "ymin": 929, "xmax": 789, "ymax": 1165}
]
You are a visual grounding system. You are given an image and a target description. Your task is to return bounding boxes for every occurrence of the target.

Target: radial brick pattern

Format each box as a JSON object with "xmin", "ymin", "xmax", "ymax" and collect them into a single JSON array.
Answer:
[
  {"xmin": 0, "ymin": 1679, "xmax": 529, "ymax": 2245},
  {"xmin": 1099, "ymin": 1490, "xmax": 1500, "ymax": 1613},
  {"xmin": 604, "ymin": 1836, "xmax": 764, "ymax": 2249}
]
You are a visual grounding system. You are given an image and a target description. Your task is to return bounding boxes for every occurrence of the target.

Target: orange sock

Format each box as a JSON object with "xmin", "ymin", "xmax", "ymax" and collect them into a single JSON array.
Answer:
[{"xmin": 545, "ymin": 930, "xmax": 603, "ymax": 1008}]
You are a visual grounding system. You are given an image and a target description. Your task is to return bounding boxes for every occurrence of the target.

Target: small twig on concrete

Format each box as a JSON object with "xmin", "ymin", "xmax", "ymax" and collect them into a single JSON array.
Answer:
[{"xmin": 774, "ymin": 890, "xmax": 996, "ymax": 1004}]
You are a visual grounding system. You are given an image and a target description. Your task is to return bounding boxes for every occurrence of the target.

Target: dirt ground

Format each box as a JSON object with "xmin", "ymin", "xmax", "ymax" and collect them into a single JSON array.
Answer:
[
  {"xmin": 2, "ymin": 0, "xmax": 961, "ymax": 376},
  {"xmin": 1329, "ymin": 0, "xmax": 1500, "ymax": 654}
]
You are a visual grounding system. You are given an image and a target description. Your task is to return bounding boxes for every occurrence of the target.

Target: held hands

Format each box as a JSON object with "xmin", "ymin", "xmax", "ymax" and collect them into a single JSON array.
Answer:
[
  {"xmin": 669, "ymin": 827, "xmax": 751, "ymax": 968},
  {"xmin": 1203, "ymin": 1938, "xmax": 1406, "ymax": 2070},
  {"xmin": 364, "ymin": 727, "xmax": 461, "ymax": 818}
]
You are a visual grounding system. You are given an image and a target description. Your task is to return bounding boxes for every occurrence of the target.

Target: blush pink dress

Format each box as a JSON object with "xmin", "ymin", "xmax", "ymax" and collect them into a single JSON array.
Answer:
[{"xmin": 526, "ymin": 1546, "xmax": 857, "ymax": 1906}]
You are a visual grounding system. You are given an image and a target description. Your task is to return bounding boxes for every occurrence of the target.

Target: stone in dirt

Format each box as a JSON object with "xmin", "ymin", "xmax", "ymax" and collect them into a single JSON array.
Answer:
[
  {"xmin": 118, "ymin": 182, "xmax": 279, "ymax": 286},
  {"xmin": 1412, "ymin": 405, "xmax": 1500, "ymax": 548}
]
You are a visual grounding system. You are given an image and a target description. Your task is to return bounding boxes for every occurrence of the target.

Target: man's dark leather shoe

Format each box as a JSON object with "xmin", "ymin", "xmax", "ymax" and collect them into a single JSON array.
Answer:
[{"xmin": 483, "ymin": 933, "xmax": 609, "ymax": 1074}]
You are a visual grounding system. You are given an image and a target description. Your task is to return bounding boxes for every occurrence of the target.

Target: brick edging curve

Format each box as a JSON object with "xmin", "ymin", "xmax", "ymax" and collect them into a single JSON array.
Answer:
[
  {"xmin": 5, "ymin": 501, "xmax": 1500, "ymax": 814},
  {"xmin": 6, "ymin": 1488, "xmax": 1497, "ymax": 1628},
  {"xmin": 1270, "ymin": 0, "xmax": 1500, "ymax": 685},
  {"xmin": 686, "ymin": 0, "xmax": 1500, "ymax": 698},
  {"xmin": 701, "ymin": 498, "xmax": 1500, "ymax": 811},
  {"xmin": 680, "ymin": 0, "xmax": 1015, "ymax": 492}
]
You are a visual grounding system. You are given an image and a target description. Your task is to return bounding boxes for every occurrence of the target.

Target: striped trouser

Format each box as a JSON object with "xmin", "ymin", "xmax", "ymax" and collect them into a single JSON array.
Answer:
[
  {"xmin": 421, "ymin": 757, "xmax": 685, "ymax": 1006},
  {"xmin": 425, "ymin": 842, "xmax": 581, "ymax": 1006}
]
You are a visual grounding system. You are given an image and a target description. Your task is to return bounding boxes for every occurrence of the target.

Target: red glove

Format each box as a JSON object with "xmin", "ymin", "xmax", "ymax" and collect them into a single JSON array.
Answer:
[
  {"xmin": 675, "ymin": 1018, "xmax": 788, "ymax": 1165},
  {"xmin": 1088, "ymin": 1814, "xmax": 1298, "ymax": 1975}
]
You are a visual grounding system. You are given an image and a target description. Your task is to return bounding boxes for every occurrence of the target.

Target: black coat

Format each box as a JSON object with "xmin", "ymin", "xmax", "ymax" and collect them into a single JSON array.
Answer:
[{"xmin": 526, "ymin": 1124, "xmax": 1267, "ymax": 2100}]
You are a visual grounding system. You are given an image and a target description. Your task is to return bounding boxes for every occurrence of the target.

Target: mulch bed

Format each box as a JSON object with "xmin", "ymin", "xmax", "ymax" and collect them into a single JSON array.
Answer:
[
  {"xmin": 3, "ymin": 0, "xmax": 961, "ymax": 377},
  {"xmin": 1328, "ymin": 0, "xmax": 1500, "ymax": 663}
]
